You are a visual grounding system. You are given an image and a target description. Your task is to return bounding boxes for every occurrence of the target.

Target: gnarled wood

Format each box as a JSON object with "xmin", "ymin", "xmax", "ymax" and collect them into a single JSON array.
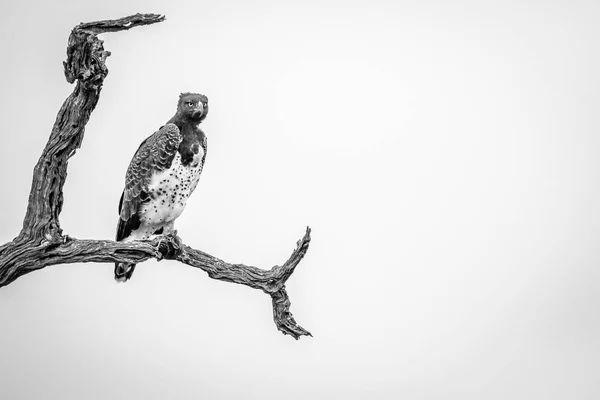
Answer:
[{"xmin": 0, "ymin": 13, "xmax": 312, "ymax": 339}]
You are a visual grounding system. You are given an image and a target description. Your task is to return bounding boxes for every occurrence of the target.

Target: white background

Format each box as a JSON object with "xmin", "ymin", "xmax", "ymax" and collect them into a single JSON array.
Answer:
[{"xmin": 0, "ymin": 0, "xmax": 599, "ymax": 399}]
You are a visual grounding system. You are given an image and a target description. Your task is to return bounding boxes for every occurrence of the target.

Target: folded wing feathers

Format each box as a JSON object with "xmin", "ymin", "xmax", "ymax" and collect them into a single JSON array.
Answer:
[{"xmin": 120, "ymin": 124, "xmax": 182, "ymax": 221}]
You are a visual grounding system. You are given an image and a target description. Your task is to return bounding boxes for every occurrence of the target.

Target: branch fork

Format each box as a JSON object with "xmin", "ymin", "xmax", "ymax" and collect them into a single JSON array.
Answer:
[{"xmin": 0, "ymin": 13, "xmax": 312, "ymax": 339}]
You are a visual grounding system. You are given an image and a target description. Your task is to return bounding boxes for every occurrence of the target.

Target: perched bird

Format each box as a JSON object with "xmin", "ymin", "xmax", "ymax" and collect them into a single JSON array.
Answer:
[{"xmin": 115, "ymin": 92, "xmax": 209, "ymax": 282}]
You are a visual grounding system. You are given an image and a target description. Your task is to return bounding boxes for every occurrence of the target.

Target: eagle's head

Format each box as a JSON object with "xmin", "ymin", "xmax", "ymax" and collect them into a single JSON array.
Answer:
[{"xmin": 177, "ymin": 92, "xmax": 209, "ymax": 123}]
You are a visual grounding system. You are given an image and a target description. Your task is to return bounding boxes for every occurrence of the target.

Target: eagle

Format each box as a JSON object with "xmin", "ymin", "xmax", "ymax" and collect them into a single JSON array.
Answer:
[{"xmin": 114, "ymin": 92, "xmax": 209, "ymax": 282}]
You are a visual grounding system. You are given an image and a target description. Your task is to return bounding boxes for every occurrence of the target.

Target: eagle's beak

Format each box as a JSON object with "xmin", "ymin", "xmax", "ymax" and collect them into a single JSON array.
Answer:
[{"xmin": 192, "ymin": 103, "xmax": 204, "ymax": 118}]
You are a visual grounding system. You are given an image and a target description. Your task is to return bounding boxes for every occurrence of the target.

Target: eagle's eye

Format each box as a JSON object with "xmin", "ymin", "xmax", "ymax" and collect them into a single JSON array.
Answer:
[{"xmin": 186, "ymin": 102, "xmax": 194, "ymax": 107}]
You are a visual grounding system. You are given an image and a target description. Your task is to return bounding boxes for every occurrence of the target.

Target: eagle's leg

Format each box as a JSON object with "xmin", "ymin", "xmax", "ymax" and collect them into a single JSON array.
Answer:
[
  {"xmin": 161, "ymin": 222, "xmax": 181, "ymax": 252},
  {"xmin": 162, "ymin": 221, "xmax": 176, "ymax": 236},
  {"xmin": 147, "ymin": 220, "xmax": 174, "ymax": 241}
]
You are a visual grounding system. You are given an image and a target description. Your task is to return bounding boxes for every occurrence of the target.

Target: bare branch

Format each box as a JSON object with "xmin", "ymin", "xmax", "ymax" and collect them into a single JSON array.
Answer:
[
  {"xmin": 21, "ymin": 13, "xmax": 165, "ymax": 244},
  {"xmin": 272, "ymin": 288, "xmax": 313, "ymax": 339},
  {"xmin": 0, "ymin": 14, "xmax": 312, "ymax": 339},
  {"xmin": 177, "ymin": 227, "xmax": 311, "ymax": 293},
  {"xmin": 76, "ymin": 13, "xmax": 166, "ymax": 34},
  {"xmin": 0, "ymin": 229, "xmax": 312, "ymax": 338}
]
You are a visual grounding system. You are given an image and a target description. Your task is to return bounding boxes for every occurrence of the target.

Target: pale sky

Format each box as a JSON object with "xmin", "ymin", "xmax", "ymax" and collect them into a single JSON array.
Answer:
[{"xmin": 0, "ymin": 0, "xmax": 599, "ymax": 399}]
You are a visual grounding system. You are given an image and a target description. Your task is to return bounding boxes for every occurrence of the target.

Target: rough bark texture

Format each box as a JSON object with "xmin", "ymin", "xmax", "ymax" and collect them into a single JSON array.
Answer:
[{"xmin": 0, "ymin": 13, "xmax": 312, "ymax": 339}]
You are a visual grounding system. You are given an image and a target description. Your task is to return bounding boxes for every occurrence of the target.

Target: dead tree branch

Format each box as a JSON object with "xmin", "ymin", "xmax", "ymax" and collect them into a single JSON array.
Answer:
[{"xmin": 0, "ymin": 13, "xmax": 312, "ymax": 339}]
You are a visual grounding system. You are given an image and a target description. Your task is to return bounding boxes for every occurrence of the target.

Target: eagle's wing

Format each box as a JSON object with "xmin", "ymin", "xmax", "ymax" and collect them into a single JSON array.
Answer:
[
  {"xmin": 116, "ymin": 123, "xmax": 181, "ymax": 240},
  {"xmin": 201, "ymin": 132, "xmax": 208, "ymax": 167}
]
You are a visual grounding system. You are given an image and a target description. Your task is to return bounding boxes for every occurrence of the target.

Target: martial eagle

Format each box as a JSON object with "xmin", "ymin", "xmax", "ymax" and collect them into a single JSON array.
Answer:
[{"xmin": 115, "ymin": 92, "xmax": 209, "ymax": 282}]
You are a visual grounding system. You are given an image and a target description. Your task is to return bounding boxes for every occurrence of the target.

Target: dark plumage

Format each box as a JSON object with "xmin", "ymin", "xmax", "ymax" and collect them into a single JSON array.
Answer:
[{"xmin": 115, "ymin": 93, "xmax": 209, "ymax": 282}]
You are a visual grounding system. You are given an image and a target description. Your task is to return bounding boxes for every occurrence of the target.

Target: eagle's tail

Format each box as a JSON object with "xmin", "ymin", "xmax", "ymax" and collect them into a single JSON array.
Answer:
[
  {"xmin": 115, "ymin": 193, "xmax": 138, "ymax": 283},
  {"xmin": 115, "ymin": 262, "xmax": 136, "ymax": 282}
]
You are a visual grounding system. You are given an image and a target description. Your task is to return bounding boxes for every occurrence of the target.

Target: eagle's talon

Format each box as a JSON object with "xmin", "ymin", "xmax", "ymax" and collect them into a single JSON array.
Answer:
[
  {"xmin": 152, "ymin": 234, "xmax": 182, "ymax": 259},
  {"xmin": 173, "ymin": 235, "xmax": 182, "ymax": 249},
  {"xmin": 169, "ymin": 235, "xmax": 183, "ymax": 257},
  {"xmin": 156, "ymin": 235, "xmax": 170, "ymax": 255}
]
